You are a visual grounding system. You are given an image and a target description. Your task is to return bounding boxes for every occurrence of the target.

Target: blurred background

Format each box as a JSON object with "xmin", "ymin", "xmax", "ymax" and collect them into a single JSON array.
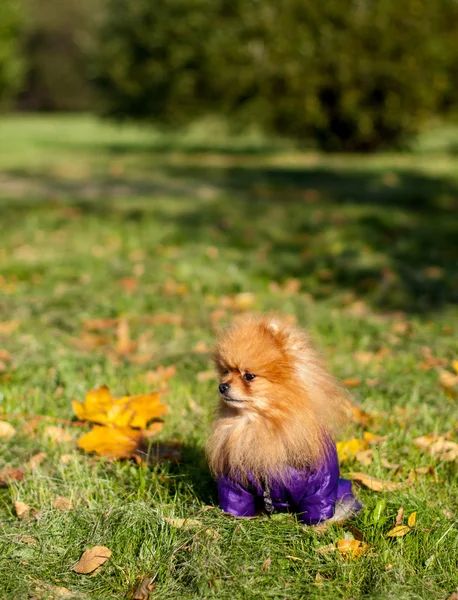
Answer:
[{"xmin": 1, "ymin": 0, "xmax": 458, "ymax": 313}]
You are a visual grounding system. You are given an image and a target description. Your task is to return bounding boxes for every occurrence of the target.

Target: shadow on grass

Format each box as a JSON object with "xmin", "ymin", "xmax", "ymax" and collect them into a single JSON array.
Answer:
[{"xmin": 1, "ymin": 162, "xmax": 457, "ymax": 314}]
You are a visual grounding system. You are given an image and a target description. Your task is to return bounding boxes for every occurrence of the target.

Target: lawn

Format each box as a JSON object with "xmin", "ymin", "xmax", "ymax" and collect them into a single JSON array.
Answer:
[{"xmin": 0, "ymin": 114, "xmax": 457, "ymax": 600}]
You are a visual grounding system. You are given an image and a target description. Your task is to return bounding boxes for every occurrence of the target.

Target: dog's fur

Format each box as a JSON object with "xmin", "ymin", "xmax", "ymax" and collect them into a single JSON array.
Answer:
[{"xmin": 206, "ymin": 314, "xmax": 349, "ymax": 484}]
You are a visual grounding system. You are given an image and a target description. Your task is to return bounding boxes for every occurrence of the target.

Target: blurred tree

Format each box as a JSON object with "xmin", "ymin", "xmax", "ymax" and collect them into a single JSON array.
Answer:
[
  {"xmin": 0, "ymin": 0, "xmax": 24, "ymax": 109},
  {"xmin": 17, "ymin": 0, "xmax": 102, "ymax": 111},
  {"xmin": 94, "ymin": 0, "xmax": 458, "ymax": 151}
]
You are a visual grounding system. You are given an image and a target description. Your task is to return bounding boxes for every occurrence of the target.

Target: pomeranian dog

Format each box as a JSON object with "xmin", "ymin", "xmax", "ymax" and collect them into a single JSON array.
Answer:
[{"xmin": 206, "ymin": 314, "xmax": 361, "ymax": 525}]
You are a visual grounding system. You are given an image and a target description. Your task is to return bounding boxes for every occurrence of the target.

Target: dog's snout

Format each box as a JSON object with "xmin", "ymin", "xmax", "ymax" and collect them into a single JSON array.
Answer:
[{"xmin": 219, "ymin": 382, "xmax": 230, "ymax": 395}]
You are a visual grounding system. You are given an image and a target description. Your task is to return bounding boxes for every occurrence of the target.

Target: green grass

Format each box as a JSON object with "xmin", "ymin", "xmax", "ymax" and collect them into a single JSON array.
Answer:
[{"xmin": 0, "ymin": 114, "xmax": 457, "ymax": 600}]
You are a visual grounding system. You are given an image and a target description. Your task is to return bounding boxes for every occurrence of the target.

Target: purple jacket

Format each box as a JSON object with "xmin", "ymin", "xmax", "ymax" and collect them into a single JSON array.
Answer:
[{"xmin": 217, "ymin": 444, "xmax": 360, "ymax": 525}]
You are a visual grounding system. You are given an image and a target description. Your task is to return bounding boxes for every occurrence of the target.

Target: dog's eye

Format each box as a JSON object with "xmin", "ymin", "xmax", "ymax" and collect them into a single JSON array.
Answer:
[
  {"xmin": 243, "ymin": 372, "xmax": 256, "ymax": 382},
  {"xmin": 221, "ymin": 369, "xmax": 229, "ymax": 376}
]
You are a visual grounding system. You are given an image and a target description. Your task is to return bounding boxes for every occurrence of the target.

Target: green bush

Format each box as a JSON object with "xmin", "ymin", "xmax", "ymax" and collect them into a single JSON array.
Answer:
[
  {"xmin": 0, "ymin": 0, "xmax": 24, "ymax": 109},
  {"xmin": 94, "ymin": 0, "xmax": 458, "ymax": 151}
]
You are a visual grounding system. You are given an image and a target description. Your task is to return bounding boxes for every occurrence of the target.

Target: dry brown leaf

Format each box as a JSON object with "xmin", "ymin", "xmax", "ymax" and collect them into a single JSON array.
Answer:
[
  {"xmin": 20, "ymin": 536, "xmax": 37, "ymax": 544},
  {"xmin": 407, "ymin": 512, "xmax": 417, "ymax": 527},
  {"xmin": 15, "ymin": 501, "xmax": 30, "ymax": 520},
  {"xmin": 28, "ymin": 452, "xmax": 47, "ymax": 470},
  {"xmin": 0, "ymin": 421, "xmax": 16, "ymax": 440},
  {"xmin": 193, "ymin": 341, "xmax": 209, "ymax": 353},
  {"xmin": 344, "ymin": 399, "xmax": 372, "ymax": 426},
  {"xmin": 395, "ymin": 506, "xmax": 404, "ymax": 526},
  {"xmin": 131, "ymin": 574, "xmax": 157, "ymax": 600},
  {"xmin": 118, "ymin": 276, "xmax": 138, "ymax": 293},
  {"xmin": 145, "ymin": 365, "xmax": 176, "ymax": 387},
  {"xmin": 386, "ymin": 525, "xmax": 411, "ymax": 538},
  {"xmin": 148, "ymin": 313, "xmax": 183, "ymax": 326},
  {"xmin": 0, "ymin": 466, "xmax": 25, "ymax": 486},
  {"xmin": 83, "ymin": 318, "xmax": 119, "ymax": 331},
  {"xmin": 72, "ymin": 546, "xmax": 112, "ymax": 574},
  {"xmin": 262, "ymin": 556, "xmax": 272, "ymax": 571},
  {"xmin": 78, "ymin": 426, "xmax": 142, "ymax": 459},
  {"xmin": 197, "ymin": 370, "xmax": 215, "ymax": 383},
  {"xmin": 414, "ymin": 435, "xmax": 458, "ymax": 462},
  {"xmin": 349, "ymin": 472, "xmax": 403, "ymax": 492},
  {"xmin": 115, "ymin": 319, "xmax": 137, "ymax": 356},
  {"xmin": 337, "ymin": 539, "xmax": 368, "ymax": 559},
  {"xmin": 355, "ymin": 449, "xmax": 374, "ymax": 466},
  {"xmin": 44, "ymin": 426, "xmax": 74, "ymax": 444},
  {"xmin": 285, "ymin": 555, "xmax": 304, "ymax": 562},
  {"xmin": 0, "ymin": 349, "xmax": 12, "ymax": 361},
  {"xmin": 220, "ymin": 293, "xmax": 256, "ymax": 311},
  {"xmin": 53, "ymin": 496, "xmax": 73, "ymax": 511},
  {"xmin": 342, "ymin": 377, "xmax": 361, "ymax": 388},
  {"xmin": 439, "ymin": 370, "xmax": 458, "ymax": 397},
  {"xmin": 381, "ymin": 458, "xmax": 401, "ymax": 470}
]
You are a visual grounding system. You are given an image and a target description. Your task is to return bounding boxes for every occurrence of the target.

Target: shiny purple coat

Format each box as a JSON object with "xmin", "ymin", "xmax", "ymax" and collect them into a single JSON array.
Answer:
[{"xmin": 217, "ymin": 444, "xmax": 360, "ymax": 525}]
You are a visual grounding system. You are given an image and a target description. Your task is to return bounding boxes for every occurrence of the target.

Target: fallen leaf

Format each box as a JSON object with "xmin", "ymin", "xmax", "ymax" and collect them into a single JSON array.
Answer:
[
  {"xmin": 115, "ymin": 319, "xmax": 137, "ymax": 355},
  {"xmin": 72, "ymin": 546, "xmax": 112, "ymax": 574},
  {"xmin": 83, "ymin": 318, "xmax": 118, "ymax": 331},
  {"xmin": 118, "ymin": 276, "xmax": 137, "ymax": 293},
  {"xmin": 355, "ymin": 449, "xmax": 374, "ymax": 466},
  {"xmin": 145, "ymin": 365, "xmax": 176, "ymax": 387},
  {"xmin": 407, "ymin": 512, "xmax": 417, "ymax": 527},
  {"xmin": 220, "ymin": 293, "xmax": 256, "ymax": 311},
  {"xmin": 315, "ymin": 543, "xmax": 336, "ymax": 555},
  {"xmin": 386, "ymin": 525, "xmax": 411, "ymax": 538},
  {"xmin": 344, "ymin": 399, "xmax": 372, "ymax": 426},
  {"xmin": 78, "ymin": 426, "xmax": 142, "ymax": 459},
  {"xmin": 0, "ymin": 320, "xmax": 20, "ymax": 336},
  {"xmin": 131, "ymin": 574, "xmax": 157, "ymax": 600},
  {"xmin": 262, "ymin": 557, "xmax": 271, "ymax": 571},
  {"xmin": 28, "ymin": 452, "xmax": 47, "ymax": 470},
  {"xmin": 452, "ymin": 360, "xmax": 458, "ymax": 374},
  {"xmin": 73, "ymin": 386, "xmax": 167, "ymax": 429},
  {"xmin": 164, "ymin": 517, "xmax": 220, "ymax": 540},
  {"xmin": 285, "ymin": 555, "xmax": 304, "ymax": 562},
  {"xmin": 337, "ymin": 438, "xmax": 369, "ymax": 462},
  {"xmin": 363, "ymin": 432, "xmax": 388, "ymax": 445},
  {"xmin": 15, "ymin": 501, "xmax": 31, "ymax": 520},
  {"xmin": 53, "ymin": 496, "xmax": 73, "ymax": 511},
  {"xmin": 148, "ymin": 313, "xmax": 183, "ymax": 326},
  {"xmin": 342, "ymin": 377, "xmax": 361, "ymax": 388},
  {"xmin": 381, "ymin": 458, "xmax": 401, "ymax": 470},
  {"xmin": 349, "ymin": 472, "xmax": 403, "ymax": 492},
  {"xmin": 44, "ymin": 426, "xmax": 74, "ymax": 444},
  {"xmin": 414, "ymin": 435, "xmax": 458, "ymax": 462},
  {"xmin": 141, "ymin": 422, "xmax": 164, "ymax": 440},
  {"xmin": 0, "ymin": 349, "xmax": 12, "ymax": 361},
  {"xmin": 60, "ymin": 454, "xmax": 74, "ymax": 465},
  {"xmin": 337, "ymin": 539, "xmax": 368, "ymax": 559},
  {"xmin": 20, "ymin": 536, "xmax": 37, "ymax": 544},
  {"xmin": 0, "ymin": 421, "xmax": 16, "ymax": 440},
  {"xmin": 0, "ymin": 466, "xmax": 25, "ymax": 486},
  {"xmin": 439, "ymin": 370, "xmax": 458, "ymax": 397},
  {"xmin": 193, "ymin": 341, "xmax": 209, "ymax": 353},
  {"xmin": 197, "ymin": 370, "xmax": 215, "ymax": 383},
  {"xmin": 395, "ymin": 506, "xmax": 404, "ymax": 526}
]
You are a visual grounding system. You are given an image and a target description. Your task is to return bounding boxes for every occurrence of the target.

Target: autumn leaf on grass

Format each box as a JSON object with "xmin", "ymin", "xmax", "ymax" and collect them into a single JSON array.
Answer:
[
  {"xmin": 78, "ymin": 426, "xmax": 142, "ymax": 459},
  {"xmin": 337, "ymin": 432, "xmax": 386, "ymax": 463},
  {"xmin": 337, "ymin": 539, "xmax": 369, "ymax": 559},
  {"xmin": 0, "ymin": 421, "xmax": 16, "ymax": 440},
  {"xmin": 72, "ymin": 546, "xmax": 112, "ymax": 574},
  {"xmin": 73, "ymin": 386, "xmax": 167, "ymax": 429},
  {"xmin": 348, "ymin": 472, "xmax": 403, "ymax": 492},
  {"xmin": 164, "ymin": 517, "xmax": 220, "ymax": 540},
  {"xmin": 413, "ymin": 435, "xmax": 458, "ymax": 462},
  {"xmin": 343, "ymin": 399, "xmax": 372, "ymax": 426},
  {"xmin": 386, "ymin": 525, "xmax": 411, "ymax": 538},
  {"xmin": 438, "ymin": 370, "xmax": 458, "ymax": 398}
]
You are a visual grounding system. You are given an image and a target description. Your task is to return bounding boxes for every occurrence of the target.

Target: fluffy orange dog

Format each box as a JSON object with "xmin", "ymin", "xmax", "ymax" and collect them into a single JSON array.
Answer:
[{"xmin": 206, "ymin": 314, "xmax": 361, "ymax": 524}]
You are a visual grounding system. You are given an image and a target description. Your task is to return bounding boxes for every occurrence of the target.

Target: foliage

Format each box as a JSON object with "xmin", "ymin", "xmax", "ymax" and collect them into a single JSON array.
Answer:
[
  {"xmin": 94, "ymin": 0, "xmax": 458, "ymax": 150},
  {"xmin": 0, "ymin": 0, "xmax": 24, "ymax": 109},
  {"xmin": 17, "ymin": 0, "xmax": 102, "ymax": 111}
]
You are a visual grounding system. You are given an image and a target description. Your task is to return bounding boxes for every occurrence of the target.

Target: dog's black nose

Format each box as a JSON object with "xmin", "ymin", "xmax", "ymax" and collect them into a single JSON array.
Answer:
[{"xmin": 219, "ymin": 383, "xmax": 230, "ymax": 394}]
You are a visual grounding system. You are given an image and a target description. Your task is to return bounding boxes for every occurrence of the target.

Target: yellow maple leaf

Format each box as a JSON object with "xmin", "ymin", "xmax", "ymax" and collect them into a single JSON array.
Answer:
[
  {"xmin": 337, "ymin": 438, "xmax": 369, "ymax": 462},
  {"xmin": 336, "ymin": 539, "xmax": 369, "ymax": 559},
  {"xmin": 72, "ymin": 386, "xmax": 167, "ymax": 428},
  {"xmin": 77, "ymin": 425, "xmax": 142, "ymax": 458}
]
